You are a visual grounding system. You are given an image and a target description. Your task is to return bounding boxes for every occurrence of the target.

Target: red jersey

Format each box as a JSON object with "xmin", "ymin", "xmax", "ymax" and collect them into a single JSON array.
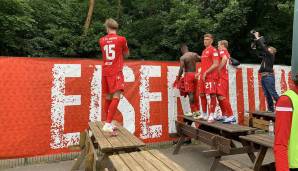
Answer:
[
  {"xmin": 200, "ymin": 46, "xmax": 220, "ymax": 80},
  {"xmin": 218, "ymin": 49, "xmax": 230, "ymax": 80},
  {"xmin": 274, "ymin": 84, "xmax": 298, "ymax": 171},
  {"xmin": 99, "ymin": 33, "xmax": 129, "ymax": 76}
]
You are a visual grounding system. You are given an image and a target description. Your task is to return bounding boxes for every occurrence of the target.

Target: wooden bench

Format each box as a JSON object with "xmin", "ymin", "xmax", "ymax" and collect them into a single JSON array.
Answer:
[
  {"xmin": 246, "ymin": 111, "xmax": 275, "ymax": 131},
  {"xmin": 220, "ymin": 160, "xmax": 253, "ymax": 171},
  {"xmin": 174, "ymin": 116, "xmax": 258, "ymax": 171},
  {"xmin": 240, "ymin": 134, "xmax": 274, "ymax": 171},
  {"xmin": 72, "ymin": 121, "xmax": 145, "ymax": 171},
  {"xmin": 109, "ymin": 150, "xmax": 185, "ymax": 171},
  {"xmin": 174, "ymin": 121, "xmax": 232, "ymax": 154}
]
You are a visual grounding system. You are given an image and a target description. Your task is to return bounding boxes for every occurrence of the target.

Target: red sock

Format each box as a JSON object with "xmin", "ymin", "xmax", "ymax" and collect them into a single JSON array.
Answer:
[
  {"xmin": 223, "ymin": 99, "xmax": 233, "ymax": 117},
  {"xmin": 200, "ymin": 95, "xmax": 207, "ymax": 113},
  {"xmin": 209, "ymin": 96, "xmax": 217, "ymax": 114},
  {"xmin": 106, "ymin": 98, "xmax": 120, "ymax": 123},
  {"xmin": 103, "ymin": 99, "xmax": 112, "ymax": 121},
  {"xmin": 191, "ymin": 104, "xmax": 198, "ymax": 113},
  {"xmin": 218, "ymin": 99, "xmax": 226, "ymax": 115}
]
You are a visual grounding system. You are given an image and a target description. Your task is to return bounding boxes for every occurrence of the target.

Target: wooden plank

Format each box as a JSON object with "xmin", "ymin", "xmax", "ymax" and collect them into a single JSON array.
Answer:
[
  {"xmin": 129, "ymin": 152, "xmax": 159, "ymax": 171},
  {"xmin": 114, "ymin": 122, "xmax": 145, "ymax": 147},
  {"xmin": 184, "ymin": 116, "xmax": 256, "ymax": 133},
  {"xmin": 220, "ymin": 160, "xmax": 253, "ymax": 171},
  {"xmin": 214, "ymin": 136, "xmax": 232, "ymax": 154},
  {"xmin": 240, "ymin": 134, "xmax": 274, "ymax": 148},
  {"xmin": 197, "ymin": 128, "xmax": 217, "ymax": 145},
  {"xmin": 202, "ymin": 146, "xmax": 256, "ymax": 157},
  {"xmin": 253, "ymin": 146, "xmax": 268, "ymax": 171},
  {"xmin": 148, "ymin": 150, "xmax": 185, "ymax": 171},
  {"xmin": 252, "ymin": 111, "xmax": 275, "ymax": 119},
  {"xmin": 109, "ymin": 155, "xmax": 131, "ymax": 171},
  {"xmin": 89, "ymin": 122, "xmax": 112, "ymax": 151},
  {"xmin": 119, "ymin": 153, "xmax": 145, "ymax": 171},
  {"xmin": 252, "ymin": 118, "xmax": 270, "ymax": 131},
  {"xmin": 96, "ymin": 122, "xmax": 125, "ymax": 150},
  {"xmin": 139, "ymin": 151, "xmax": 172, "ymax": 171}
]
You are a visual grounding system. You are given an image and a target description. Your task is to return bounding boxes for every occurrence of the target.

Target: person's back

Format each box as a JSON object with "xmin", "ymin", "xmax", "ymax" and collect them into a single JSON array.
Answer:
[
  {"xmin": 100, "ymin": 33, "xmax": 128, "ymax": 76},
  {"xmin": 181, "ymin": 52, "xmax": 198, "ymax": 73}
]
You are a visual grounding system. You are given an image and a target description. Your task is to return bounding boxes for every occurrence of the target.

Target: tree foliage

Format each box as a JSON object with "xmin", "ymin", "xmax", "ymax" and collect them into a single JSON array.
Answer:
[{"xmin": 0, "ymin": 0, "xmax": 294, "ymax": 64}]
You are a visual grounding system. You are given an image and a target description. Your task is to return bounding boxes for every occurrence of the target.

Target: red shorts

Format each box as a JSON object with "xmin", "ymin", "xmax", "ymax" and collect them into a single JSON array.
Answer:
[
  {"xmin": 102, "ymin": 72, "xmax": 124, "ymax": 94},
  {"xmin": 216, "ymin": 78, "xmax": 229, "ymax": 97},
  {"xmin": 198, "ymin": 78, "xmax": 217, "ymax": 94},
  {"xmin": 184, "ymin": 72, "xmax": 196, "ymax": 93}
]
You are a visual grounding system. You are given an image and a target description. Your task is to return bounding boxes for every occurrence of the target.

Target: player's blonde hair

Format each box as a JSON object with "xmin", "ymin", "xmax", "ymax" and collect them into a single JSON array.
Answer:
[
  {"xmin": 204, "ymin": 33, "xmax": 214, "ymax": 40},
  {"xmin": 219, "ymin": 40, "xmax": 229, "ymax": 48},
  {"xmin": 104, "ymin": 18, "xmax": 119, "ymax": 30}
]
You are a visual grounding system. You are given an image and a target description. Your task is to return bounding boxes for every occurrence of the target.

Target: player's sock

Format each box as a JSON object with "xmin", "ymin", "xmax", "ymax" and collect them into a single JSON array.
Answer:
[
  {"xmin": 218, "ymin": 99, "xmax": 226, "ymax": 116},
  {"xmin": 223, "ymin": 99, "xmax": 233, "ymax": 117},
  {"xmin": 190, "ymin": 104, "xmax": 198, "ymax": 113},
  {"xmin": 209, "ymin": 96, "xmax": 217, "ymax": 114},
  {"xmin": 200, "ymin": 95, "xmax": 207, "ymax": 113},
  {"xmin": 106, "ymin": 98, "xmax": 120, "ymax": 123},
  {"xmin": 103, "ymin": 99, "xmax": 112, "ymax": 121}
]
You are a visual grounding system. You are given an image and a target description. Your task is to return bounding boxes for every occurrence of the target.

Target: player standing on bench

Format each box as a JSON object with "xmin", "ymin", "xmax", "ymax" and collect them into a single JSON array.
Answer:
[
  {"xmin": 175, "ymin": 44, "xmax": 201, "ymax": 118},
  {"xmin": 99, "ymin": 18, "xmax": 129, "ymax": 134}
]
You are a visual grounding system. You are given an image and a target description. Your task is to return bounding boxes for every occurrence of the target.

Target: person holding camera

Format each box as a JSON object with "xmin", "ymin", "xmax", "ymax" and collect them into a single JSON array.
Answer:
[{"xmin": 253, "ymin": 31, "xmax": 279, "ymax": 112}]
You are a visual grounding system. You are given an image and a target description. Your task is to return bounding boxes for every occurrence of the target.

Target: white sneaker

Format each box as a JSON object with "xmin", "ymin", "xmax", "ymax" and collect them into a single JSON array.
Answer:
[
  {"xmin": 111, "ymin": 124, "xmax": 118, "ymax": 130},
  {"xmin": 184, "ymin": 112, "xmax": 193, "ymax": 117},
  {"xmin": 223, "ymin": 115, "xmax": 236, "ymax": 124},
  {"xmin": 102, "ymin": 123, "xmax": 114, "ymax": 133},
  {"xmin": 203, "ymin": 114, "xmax": 209, "ymax": 121},
  {"xmin": 193, "ymin": 112, "xmax": 201, "ymax": 120},
  {"xmin": 214, "ymin": 115, "xmax": 227, "ymax": 121},
  {"xmin": 207, "ymin": 115, "xmax": 215, "ymax": 123}
]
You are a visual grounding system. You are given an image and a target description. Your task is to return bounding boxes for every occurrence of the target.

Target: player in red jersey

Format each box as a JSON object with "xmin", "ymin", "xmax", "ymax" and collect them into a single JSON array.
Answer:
[
  {"xmin": 274, "ymin": 75, "xmax": 298, "ymax": 171},
  {"xmin": 197, "ymin": 34, "xmax": 220, "ymax": 123},
  {"xmin": 99, "ymin": 18, "xmax": 129, "ymax": 134},
  {"xmin": 215, "ymin": 40, "xmax": 236, "ymax": 123},
  {"xmin": 174, "ymin": 44, "xmax": 201, "ymax": 117}
]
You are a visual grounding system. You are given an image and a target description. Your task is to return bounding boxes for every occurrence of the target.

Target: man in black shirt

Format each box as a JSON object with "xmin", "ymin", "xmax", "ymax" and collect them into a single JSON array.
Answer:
[{"xmin": 254, "ymin": 32, "xmax": 279, "ymax": 112}]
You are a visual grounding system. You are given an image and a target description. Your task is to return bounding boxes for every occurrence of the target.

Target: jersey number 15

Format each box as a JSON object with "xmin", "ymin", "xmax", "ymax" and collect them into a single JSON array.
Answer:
[{"xmin": 104, "ymin": 44, "xmax": 115, "ymax": 60}]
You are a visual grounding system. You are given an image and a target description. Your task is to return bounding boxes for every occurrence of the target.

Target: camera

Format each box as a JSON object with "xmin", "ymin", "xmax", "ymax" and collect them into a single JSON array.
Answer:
[{"xmin": 250, "ymin": 30, "xmax": 266, "ymax": 50}]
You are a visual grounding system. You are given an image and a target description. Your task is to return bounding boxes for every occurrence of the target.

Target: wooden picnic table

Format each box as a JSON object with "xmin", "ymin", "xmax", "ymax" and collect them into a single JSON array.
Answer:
[
  {"xmin": 109, "ymin": 149, "xmax": 185, "ymax": 171},
  {"xmin": 245, "ymin": 111, "xmax": 275, "ymax": 131},
  {"xmin": 174, "ymin": 116, "xmax": 257, "ymax": 171},
  {"xmin": 251, "ymin": 111, "xmax": 275, "ymax": 121},
  {"xmin": 71, "ymin": 121, "xmax": 145, "ymax": 171},
  {"xmin": 183, "ymin": 116, "xmax": 256, "ymax": 140},
  {"xmin": 240, "ymin": 134, "xmax": 274, "ymax": 171}
]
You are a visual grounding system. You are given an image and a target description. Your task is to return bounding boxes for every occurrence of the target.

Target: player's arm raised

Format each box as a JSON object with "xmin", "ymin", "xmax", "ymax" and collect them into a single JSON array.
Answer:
[{"xmin": 177, "ymin": 57, "xmax": 185, "ymax": 80}]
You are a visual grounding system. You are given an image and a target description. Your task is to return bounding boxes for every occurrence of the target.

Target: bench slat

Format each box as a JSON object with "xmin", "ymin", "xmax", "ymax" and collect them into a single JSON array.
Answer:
[
  {"xmin": 89, "ymin": 122, "xmax": 112, "ymax": 150},
  {"xmin": 220, "ymin": 160, "xmax": 253, "ymax": 171},
  {"xmin": 148, "ymin": 150, "xmax": 185, "ymax": 171},
  {"xmin": 119, "ymin": 153, "xmax": 145, "ymax": 171},
  {"xmin": 139, "ymin": 151, "xmax": 172, "ymax": 171},
  {"xmin": 96, "ymin": 122, "xmax": 125, "ymax": 149},
  {"xmin": 115, "ymin": 122, "xmax": 145, "ymax": 146},
  {"xmin": 109, "ymin": 155, "xmax": 131, "ymax": 171},
  {"xmin": 129, "ymin": 152, "xmax": 159, "ymax": 171}
]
